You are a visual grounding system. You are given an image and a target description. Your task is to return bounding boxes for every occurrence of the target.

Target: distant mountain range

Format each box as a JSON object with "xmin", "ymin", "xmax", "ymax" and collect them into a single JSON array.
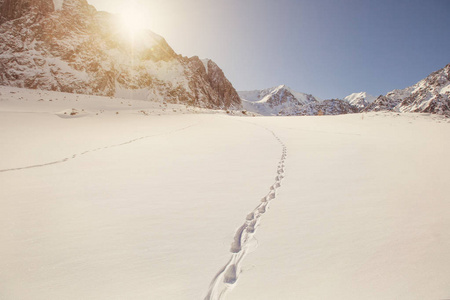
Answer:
[
  {"xmin": 239, "ymin": 85, "xmax": 365, "ymax": 116},
  {"xmin": 239, "ymin": 64, "xmax": 450, "ymax": 116},
  {"xmin": 0, "ymin": 0, "xmax": 241, "ymax": 109}
]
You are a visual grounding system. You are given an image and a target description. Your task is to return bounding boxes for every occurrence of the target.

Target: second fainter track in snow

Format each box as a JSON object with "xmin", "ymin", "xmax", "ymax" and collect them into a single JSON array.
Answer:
[
  {"xmin": 204, "ymin": 121, "xmax": 287, "ymax": 300},
  {"xmin": 0, "ymin": 123, "xmax": 198, "ymax": 173}
]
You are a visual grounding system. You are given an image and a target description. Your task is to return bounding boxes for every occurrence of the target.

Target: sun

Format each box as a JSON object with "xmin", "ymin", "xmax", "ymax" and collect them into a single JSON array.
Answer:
[{"xmin": 119, "ymin": 4, "xmax": 148, "ymax": 35}]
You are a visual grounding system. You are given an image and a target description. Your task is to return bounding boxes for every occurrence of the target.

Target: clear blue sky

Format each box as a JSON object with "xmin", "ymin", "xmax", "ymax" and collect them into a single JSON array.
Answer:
[{"xmin": 90, "ymin": 0, "xmax": 449, "ymax": 99}]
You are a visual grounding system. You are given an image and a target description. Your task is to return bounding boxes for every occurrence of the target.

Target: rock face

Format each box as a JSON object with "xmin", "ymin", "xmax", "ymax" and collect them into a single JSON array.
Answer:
[
  {"xmin": 365, "ymin": 63, "xmax": 450, "ymax": 115},
  {"xmin": 0, "ymin": 0, "xmax": 241, "ymax": 109},
  {"xmin": 0, "ymin": 0, "xmax": 54, "ymax": 24},
  {"xmin": 185, "ymin": 57, "xmax": 241, "ymax": 109},
  {"xmin": 363, "ymin": 95, "xmax": 398, "ymax": 112},
  {"xmin": 290, "ymin": 99, "xmax": 359, "ymax": 116}
]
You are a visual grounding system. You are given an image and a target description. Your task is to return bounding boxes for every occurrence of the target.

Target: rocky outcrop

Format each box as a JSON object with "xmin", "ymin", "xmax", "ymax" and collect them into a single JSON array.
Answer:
[
  {"xmin": 0, "ymin": 0, "xmax": 241, "ymax": 109},
  {"xmin": 0, "ymin": 0, "xmax": 54, "ymax": 24},
  {"xmin": 204, "ymin": 59, "xmax": 241, "ymax": 109},
  {"xmin": 363, "ymin": 95, "xmax": 399, "ymax": 112},
  {"xmin": 176, "ymin": 57, "xmax": 241, "ymax": 109},
  {"xmin": 283, "ymin": 99, "xmax": 359, "ymax": 116}
]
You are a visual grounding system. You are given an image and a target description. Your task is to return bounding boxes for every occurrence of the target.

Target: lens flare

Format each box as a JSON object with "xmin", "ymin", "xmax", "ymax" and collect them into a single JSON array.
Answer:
[{"xmin": 119, "ymin": 4, "xmax": 148, "ymax": 35}]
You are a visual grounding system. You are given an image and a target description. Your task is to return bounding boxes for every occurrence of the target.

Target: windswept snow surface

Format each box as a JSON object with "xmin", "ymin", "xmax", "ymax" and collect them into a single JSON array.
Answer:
[{"xmin": 1, "ymin": 86, "xmax": 450, "ymax": 300}]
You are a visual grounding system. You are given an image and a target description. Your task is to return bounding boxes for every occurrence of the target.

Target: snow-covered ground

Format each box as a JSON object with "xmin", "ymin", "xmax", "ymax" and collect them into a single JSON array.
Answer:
[{"xmin": 1, "ymin": 86, "xmax": 450, "ymax": 300}]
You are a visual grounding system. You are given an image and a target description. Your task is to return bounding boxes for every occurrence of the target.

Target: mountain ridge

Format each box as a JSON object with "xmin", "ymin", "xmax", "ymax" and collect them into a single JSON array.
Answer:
[
  {"xmin": 0, "ymin": 0, "xmax": 242, "ymax": 109},
  {"xmin": 240, "ymin": 63, "xmax": 450, "ymax": 116},
  {"xmin": 239, "ymin": 85, "xmax": 359, "ymax": 116},
  {"xmin": 364, "ymin": 63, "xmax": 450, "ymax": 115}
]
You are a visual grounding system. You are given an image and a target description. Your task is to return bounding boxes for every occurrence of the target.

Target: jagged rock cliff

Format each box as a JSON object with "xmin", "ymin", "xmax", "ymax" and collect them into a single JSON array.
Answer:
[{"xmin": 0, "ymin": 0, "xmax": 241, "ymax": 109}]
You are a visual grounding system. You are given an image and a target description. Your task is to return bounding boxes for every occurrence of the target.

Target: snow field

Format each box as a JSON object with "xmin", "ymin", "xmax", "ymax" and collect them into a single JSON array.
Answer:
[
  {"xmin": 227, "ymin": 113, "xmax": 450, "ymax": 300},
  {"xmin": 1, "ymin": 87, "xmax": 450, "ymax": 299},
  {"xmin": 0, "ymin": 87, "xmax": 280, "ymax": 299}
]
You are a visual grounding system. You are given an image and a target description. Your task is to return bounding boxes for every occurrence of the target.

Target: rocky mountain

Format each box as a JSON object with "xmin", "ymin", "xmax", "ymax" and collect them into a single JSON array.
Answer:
[
  {"xmin": 239, "ymin": 85, "xmax": 358, "ymax": 116},
  {"xmin": 343, "ymin": 92, "xmax": 376, "ymax": 109},
  {"xmin": 0, "ymin": 0, "xmax": 55, "ymax": 23},
  {"xmin": 288, "ymin": 99, "xmax": 359, "ymax": 116},
  {"xmin": 238, "ymin": 85, "xmax": 320, "ymax": 116},
  {"xmin": 0, "ymin": 0, "xmax": 241, "ymax": 109},
  {"xmin": 365, "ymin": 63, "xmax": 450, "ymax": 115}
]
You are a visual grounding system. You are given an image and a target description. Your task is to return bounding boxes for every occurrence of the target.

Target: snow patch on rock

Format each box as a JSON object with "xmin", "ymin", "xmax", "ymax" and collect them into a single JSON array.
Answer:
[
  {"xmin": 53, "ymin": 0, "xmax": 64, "ymax": 10},
  {"xmin": 201, "ymin": 58, "xmax": 210, "ymax": 74}
]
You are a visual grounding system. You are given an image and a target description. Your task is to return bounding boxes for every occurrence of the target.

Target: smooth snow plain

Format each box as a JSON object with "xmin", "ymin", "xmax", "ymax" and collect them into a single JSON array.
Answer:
[{"xmin": 1, "ymin": 86, "xmax": 449, "ymax": 300}]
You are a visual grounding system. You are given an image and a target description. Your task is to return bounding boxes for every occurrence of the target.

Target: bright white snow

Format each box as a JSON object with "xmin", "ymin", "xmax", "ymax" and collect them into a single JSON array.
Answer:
[{"xmin": 1, "ymin": 86, "xmax": 450, "ymax": 300}]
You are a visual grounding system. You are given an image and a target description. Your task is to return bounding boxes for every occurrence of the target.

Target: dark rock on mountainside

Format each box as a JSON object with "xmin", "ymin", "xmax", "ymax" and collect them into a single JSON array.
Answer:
[
  {"xmin": 363, "ymin": 95, "xmax": 399, "ymax": 112},
  {"xmin": 0, "ymin": 0, "xmax": 54, "ymax": 24},
  {"xmin": 284, "ymin": 99, "xmax": 359, "ymax": 116},
  {"xmin": 181, "ymin": 57, "xmax": 241, "ymax": 108}
]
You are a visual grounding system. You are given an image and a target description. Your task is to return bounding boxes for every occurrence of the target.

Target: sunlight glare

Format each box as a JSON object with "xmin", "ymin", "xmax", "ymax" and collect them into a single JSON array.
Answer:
[{"xmin": 119, "ymin": 4, "xmax": 148, "ymax": 35}]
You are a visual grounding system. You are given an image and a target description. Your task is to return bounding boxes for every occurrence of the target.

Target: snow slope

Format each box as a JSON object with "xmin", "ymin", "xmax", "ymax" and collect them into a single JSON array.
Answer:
[
  {"xmin": 1, "ymin": 87, "xmax": 450, "ymax": 300},
  {"xmin": 227, "ymin": 113, "xmax": 450, "ymax": 299}
]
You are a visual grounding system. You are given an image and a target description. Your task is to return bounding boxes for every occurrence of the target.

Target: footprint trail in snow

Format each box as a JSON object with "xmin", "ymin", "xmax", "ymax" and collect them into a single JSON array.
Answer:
[{"xmin": 204, "ymin": 128, "xmax": 287, "ymax": 300}]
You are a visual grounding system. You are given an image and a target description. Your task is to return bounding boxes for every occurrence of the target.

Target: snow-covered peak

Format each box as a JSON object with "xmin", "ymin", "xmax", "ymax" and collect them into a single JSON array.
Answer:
[
  {"xmin": 239, "ymin": 85, "xmax": 318, "ymax": 103},
  {"xmin": 273, "ymin": 84, "xmax": 286, "ymax": 92},
  {"xmin": 344, "ymin": 92, "xmax": 376, "ymax": 103},
  {"xmin": 343, "ymin": 92, "xmax": 376, "ymax": 108},
  {"xmin": 238, "ymin": 85, "xmax": 320, "ymax": 116}
]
